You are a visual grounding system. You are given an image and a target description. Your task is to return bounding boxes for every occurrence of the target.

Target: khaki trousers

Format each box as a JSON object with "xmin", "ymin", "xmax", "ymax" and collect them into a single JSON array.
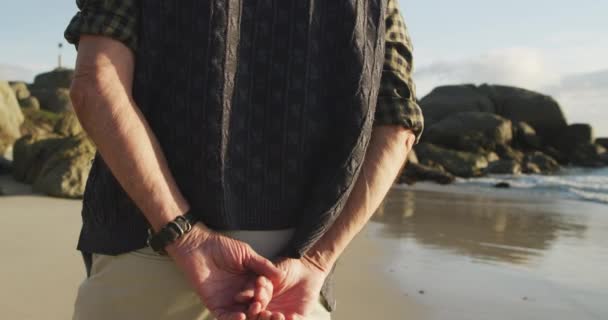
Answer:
[{"xmin": 72, "ymin": 234, "xmax": 332, "ymax": 320}]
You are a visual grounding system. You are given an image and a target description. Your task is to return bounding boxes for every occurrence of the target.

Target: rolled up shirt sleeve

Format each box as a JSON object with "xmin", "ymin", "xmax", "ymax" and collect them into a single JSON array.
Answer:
[
  {"xmin": 374, "ymin": 0, "xmax": 424, "ymax": 144},
  {"xmin": 64, "ymin": 0, "xmax": 139, "ymax": 52}
]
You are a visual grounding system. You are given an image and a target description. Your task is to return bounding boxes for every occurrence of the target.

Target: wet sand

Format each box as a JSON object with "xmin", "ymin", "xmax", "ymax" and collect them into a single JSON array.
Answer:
[{"xmin": 1, "ymin": 175, "xmax": 606, "ymax": 319}]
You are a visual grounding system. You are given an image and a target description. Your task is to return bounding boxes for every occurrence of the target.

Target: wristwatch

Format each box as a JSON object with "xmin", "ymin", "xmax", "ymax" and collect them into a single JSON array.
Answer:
[{"xmin": 146, "ymin": 210, "xmax": 199, "ymax": 255}]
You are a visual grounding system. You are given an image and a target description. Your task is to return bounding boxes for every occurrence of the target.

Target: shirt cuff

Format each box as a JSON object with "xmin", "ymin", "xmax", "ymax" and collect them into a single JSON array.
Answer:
[
  {"xmin": 375, "ymin": 96, "xmax": 424, "ymax": 144},
  {"xmin": 64, "ymin": 1, "xmax": 138, "ymax": 52},
  {"xmin": 374, "ymin": 70, "xmax": 425, "ymax": 144}
]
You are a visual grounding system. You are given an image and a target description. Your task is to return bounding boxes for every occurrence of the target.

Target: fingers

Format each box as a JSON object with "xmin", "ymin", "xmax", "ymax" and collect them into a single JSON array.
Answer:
[
  {"xmin": 216, "ymin": 311, "xmax": 246, "ymax": 320},
  {"xmin": 255, "ymin": 276, "xmax": 273, "ymax": 308},
  {"xmin": 257, "ymin": 310, "xmax": 273, "ymax": 320},
  {"xmin": 247, "ymin": 301, "xmax": 262, "ymax": 319},
  {"xmin": 271, "ymin": 312, "xmax": 286, "ymax": 320},
  {"xmin": 245, "ymin": 254, "xmax": 284, "ymax": 285},
  {"xmin": 234, "ymin": 278, "xmax": 256, "ymax": 303}
]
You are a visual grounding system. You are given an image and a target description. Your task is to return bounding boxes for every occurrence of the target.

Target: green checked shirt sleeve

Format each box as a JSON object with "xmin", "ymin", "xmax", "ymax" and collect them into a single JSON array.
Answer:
[
  {"xmin": 375, "ymin": 0, "xmax": 424, "ymax": 143},
  {"xmin": 64, "ymin": 0, "xmax": 139, "ymax": 52},
  {"xmin": 63, "ymin": 0, "xmax": 423, "ymax": 142}
]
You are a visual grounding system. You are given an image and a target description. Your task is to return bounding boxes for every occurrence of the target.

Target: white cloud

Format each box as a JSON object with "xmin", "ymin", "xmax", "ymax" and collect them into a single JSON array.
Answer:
[
  {"xmin": 413, "ymin": 47, "xmax": 560, "ymax": 96},
  {"xmin": 0, "ymin": 64, "xmax": 36, "ymax": 82},
  {"xmin": 412, "ymin": 48, "xmax": 608, "ymax": 136}
]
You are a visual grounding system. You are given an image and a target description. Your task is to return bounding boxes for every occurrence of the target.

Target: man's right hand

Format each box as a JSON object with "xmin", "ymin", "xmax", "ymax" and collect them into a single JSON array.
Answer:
[{"xmin": 166, "ymin": 224, "xmax": 284, "ymax": 320}]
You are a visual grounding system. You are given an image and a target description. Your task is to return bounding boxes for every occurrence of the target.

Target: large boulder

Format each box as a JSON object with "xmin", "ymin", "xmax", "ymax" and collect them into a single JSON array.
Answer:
[
  {"xmin": 32, "ymin": 68, "xmax": 74, "ymax": 90},
  {"xmin": 12, "ymin": 133, "xmax": 65, "ymax": 183},
  {"xmin": 419, "ymin": 85, "xmax": 495, "ymax": 127},
  {"xmin": 9, "ymin": 81, "xmax": 31, "ymax": 100},
  {"xmin": 414, "ymin": 143, "xmax": 489, "ymax": 177},
  {"xmin": 512, "ymin": 121, "xmax": 541, "ymax": 149},
  {"xmin": 54, "ymin": 111, "xmax": 83, "ymax": 136},
  {"xmin": 29, "ymin": 68, "xmax": 74, "ymax": 113},
  {"xmin": 400, "ymin": 162, "xmax": 456, "ymax": 185},
  {"xmin": 12, "ymin": 133, "xmax": 95, "ymax": 198},
  {"xmin": 568, "ymin": 143, "xmax": 606, "ymax": 167},
  {"xmin": 553, "ymin": 124, "xmax": 593, "ymax": 152},
  {"xmin": 495, "ymin": 144, "xmax": 524, "ymax": 163},
  {"xmin": 479, "ymin": 85, "xmax": 567, "ymax": 139},
  {"xmin": 0, "ymin": 81, "xmax": 25, "ymax": 154},
  {"xmin": 524, "ymin": 151, "xmax": 560, "ymax": 174},
  {"xmin": 32, "ymin": 133, "xmax": 95, "ymax": 198},
  {"xmin": 424, "ymin": 112, "xmax": 512, "ymax": 152},
  {"xmin": 29, "ymin": 88, "xmax": 73, "ymax": 113}
]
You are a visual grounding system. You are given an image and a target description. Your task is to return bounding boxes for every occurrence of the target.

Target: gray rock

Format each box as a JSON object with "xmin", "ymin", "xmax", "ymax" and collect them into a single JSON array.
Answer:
[
  {"xmin": 414, "ymin": 143, "xmax": 489, "ymax": 177},
  {"xmin": 32, "ymin": 133, "xmax": 95, "ymax": 198},
  {"xmin": 424, "ymin": 112, "xmax": 512, "ymax": 152},
  {"xmin": 486, "ymin": 160, "xmax": 522, "ymax": 175},
  {"xmin": 0, "ymin": 155, "xmax": 11, "ymax": 175},
  {"xmin": 522, "ymin": 162, "xmax": 542, "ymax": 174},
  {"xmin": 399, "ymin": 162, "xmax": 456, "ymax": 185},
  {"xmin": 485, "ymin": 152, "xmax": 500, "ymax": 163},
  {"xmin": 54, "ymin": 111, "xmax": 83, "ymax": 137},
  {"xmin": 18, "ymin": 96, "xmax": 40, "ymax": 110},
  {"xmin": 554, "ymin": 123, "xmax": 594, "ymax": 152},
  {"xmin": 419, "ymin": 84, "xmax": 495, "ymax": 127},
  {"xmin": 12, "ymin": 133, "xmax": 65, "ymax": 184},
  {"xmin": 12, "ymin": 133, "xmax": 95, "ymax": 198},
  {"xmin": 32, "ymin": 68, "xmax": 74, "ymax": 90},
  {"xmin": 495, "ymin": 144, "xmax": 524, "ymax": 163},
  {"xmin": 494, "ymin": 182, "xmax": 510, "ymax": 188},
  {"xmin": 9, "ymin": 81, "xmax": 31, "ymax": 100},
  {"xmin": 568, "ymin": 143, "xmax": 606, "ymax": 167},
  {"xmin": 596, "ymin": 138, "xmax": 608, "ymax": 149},
  {"xmin": 0, "ymin": 81, "xmax": 25, "ymax": 155},
  {"xmin": 30, "ymin": 87, "xmax": 73, "ymax": 113},
  {"xmin": 524, "ymin": 151, "xmax": 560, "ymax": 174},
  {"xmin": 479, "ymin": 84, "xmax": 567, "ymax": 139},
  {"xmin": 512, "ymin": 121, "xmax": 541, "ymax": 149}
]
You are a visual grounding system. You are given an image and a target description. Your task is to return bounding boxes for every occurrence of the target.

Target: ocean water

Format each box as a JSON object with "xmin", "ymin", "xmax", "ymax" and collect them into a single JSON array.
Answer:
[{"xmin": 457, "ymin": 167, "xmax": 608, "ymax": 205}]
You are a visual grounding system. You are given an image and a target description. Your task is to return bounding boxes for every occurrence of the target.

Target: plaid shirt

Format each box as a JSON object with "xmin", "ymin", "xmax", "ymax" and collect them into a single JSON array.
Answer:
[{"xmin": 65, "ymin": 0, "xmax": 423, "ymax": 142}]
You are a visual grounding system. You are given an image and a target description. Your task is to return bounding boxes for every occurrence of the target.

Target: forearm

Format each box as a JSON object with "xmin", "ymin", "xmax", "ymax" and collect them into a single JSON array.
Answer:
[
  {"xmin": 304, "ymin": 125, "xmax": 415, "ymax": 271},
  {"xmin": 70, "ymin": 35, "xmax": 189, "ymax": 231}
]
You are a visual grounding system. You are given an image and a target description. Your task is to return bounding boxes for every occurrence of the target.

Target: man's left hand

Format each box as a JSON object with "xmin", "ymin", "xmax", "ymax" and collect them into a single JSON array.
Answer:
[{"xmin": 235, "ymin": 257, "xmax": 329, "ymax": 320}]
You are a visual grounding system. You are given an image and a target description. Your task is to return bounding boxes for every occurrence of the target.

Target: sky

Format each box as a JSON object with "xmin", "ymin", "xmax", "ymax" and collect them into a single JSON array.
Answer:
[{"xmin": 1, "ymin": 0, "xmax": 607, "ymax": 135}]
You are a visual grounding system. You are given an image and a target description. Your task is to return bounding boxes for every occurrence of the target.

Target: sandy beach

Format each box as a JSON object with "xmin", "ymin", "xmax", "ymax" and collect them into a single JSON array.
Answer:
[{"xmin": 1, "ymin": 175, "xmax": 607, "ymax": 319}]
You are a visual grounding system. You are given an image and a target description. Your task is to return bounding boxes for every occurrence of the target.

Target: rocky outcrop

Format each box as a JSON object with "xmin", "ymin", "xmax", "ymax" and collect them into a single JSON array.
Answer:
[
  {"xmin": 524, "ymin": 151, "xmax": 560, "ymax": 174},
  {"xmin": 478, "ymin": 85, "xmax": 567, "ymax": 139},
  {"xmin": 419, "ymin": 85, "xmax": 495, "ymax": 127},
  {"xmin": 32, "ymin": 68, "xmax": 74, "ymax": 90},
  {"xmin": 414, "ymin": 143, "xmax": 489, "ymax": 178},
  {"xmin": 12, "ymin": 132, "xmax": 94, "ymax": 198},
  {"xmin": 512, "ymin": 121, "xmax": 541, "ymax": 149},
  {"xmin": 53, "ymin": 111, "xmax": 83, "ymax": 136},
  {"xmin": 18, "ymin": 96, "xmax": 40, "ymax": 110},
  {"xmin": 9, "ymin": 81, "xmax": 31, "ymax": 100},
  {"xmin": 28, "ymin": 68, "xmax": 74, "ymax": 113},
  {"xmin": 0, "ymin": 81, "xmax": 25, "ymax": 155},
  {"xmin": 424, "ymin": 112, "xmax": 512, "ymax": 152},
  {"xmin": 29, "ymin": 88, "xmax": 72, "ymax": 113},
  {"xmin": 485, "ymin": 160, "xmax": 522, "ymax": 175}
]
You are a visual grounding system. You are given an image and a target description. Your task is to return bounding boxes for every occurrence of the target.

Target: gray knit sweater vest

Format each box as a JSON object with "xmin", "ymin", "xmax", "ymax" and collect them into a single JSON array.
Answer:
[{"xmin": 78, "ymin": 0, "xmax": 386, "ymax": 263}]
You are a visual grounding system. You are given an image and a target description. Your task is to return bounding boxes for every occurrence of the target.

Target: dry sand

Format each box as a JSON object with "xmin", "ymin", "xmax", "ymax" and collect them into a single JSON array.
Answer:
[{"xmin": 1, "ymin": 175, "xmax": 606, "ymax": 319}]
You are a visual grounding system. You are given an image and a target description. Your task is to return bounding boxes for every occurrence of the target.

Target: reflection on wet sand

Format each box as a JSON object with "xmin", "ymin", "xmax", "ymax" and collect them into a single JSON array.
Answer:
[{"xmin": 373, "ymin": 188, "xmax": 588, "ymax": 264}]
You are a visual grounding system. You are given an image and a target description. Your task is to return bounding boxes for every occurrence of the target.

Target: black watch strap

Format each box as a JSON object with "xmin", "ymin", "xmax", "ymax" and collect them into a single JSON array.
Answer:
[{"xmin": 146, "ymin": 210, "xmax": 198, "ymax": 255}]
